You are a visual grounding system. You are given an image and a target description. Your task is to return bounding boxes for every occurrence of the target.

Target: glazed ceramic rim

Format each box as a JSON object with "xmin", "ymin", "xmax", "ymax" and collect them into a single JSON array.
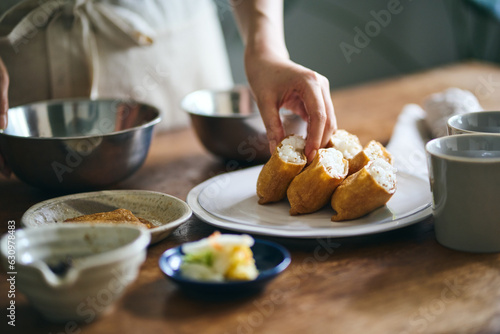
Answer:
[
  {"xmin": 20, "ymin": 190, "xmax": 193, "ymax": 245},
  {"xmin": 0, "ymin": 223, "xmax": 150, "ymax": 270},
  {"xmin": 426, "ymin": 134, "xmax": 500, "ymax": 163},
  {"xmin": 447, "ymin": 110, "xmax": 500, "ymax": 135}
]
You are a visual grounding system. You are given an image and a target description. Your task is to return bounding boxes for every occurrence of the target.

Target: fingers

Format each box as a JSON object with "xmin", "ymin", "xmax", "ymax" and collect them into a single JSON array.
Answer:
[
  {"xmin": 301, "ymin": 72, "xmax": 337, "ymax": 162},
  {"xmin": 0, "ymin": 101, "xmax": 6, "ymax": 129},
  {"xmin": 0, "ymin": 57, "xmax": 10, "ymax": 178},
  {"xmin": 246, "ymin": 57, "xmax": 335, "ymax": 160},
  {"xmin": 0, "ymin": 57, "xmax": 8, "ymax": 129},
  {"xmin": 289, "ymin": 98, "xmax": 308, "ymax": 122},
  {"xmin": 319, "ymin": 75, "xmax": 336, "ymax": 147},
  {"xmin": 257, "ymin": 96, "xmax": 285, "ymax": 154},
  {"xmin": 301, "ymin": 72, "xmax": 329, "ymax": 162}
]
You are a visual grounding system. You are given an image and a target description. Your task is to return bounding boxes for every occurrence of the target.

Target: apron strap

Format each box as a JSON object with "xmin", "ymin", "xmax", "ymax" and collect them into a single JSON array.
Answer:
[{"xmin": 0, "ymin": 0, "xmax": 155, "ymax": 99}]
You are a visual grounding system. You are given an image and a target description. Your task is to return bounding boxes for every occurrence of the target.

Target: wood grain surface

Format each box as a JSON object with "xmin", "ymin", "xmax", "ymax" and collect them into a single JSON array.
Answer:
[{"xmin": 1, "ymin": 61, "xmax": 500, "ymax": 334}]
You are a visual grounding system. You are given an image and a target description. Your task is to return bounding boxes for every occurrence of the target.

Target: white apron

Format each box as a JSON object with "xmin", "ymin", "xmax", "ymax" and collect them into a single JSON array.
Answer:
[{"xmin": 0, "ymin": 0, "xmax": 233, "ymax": 131}]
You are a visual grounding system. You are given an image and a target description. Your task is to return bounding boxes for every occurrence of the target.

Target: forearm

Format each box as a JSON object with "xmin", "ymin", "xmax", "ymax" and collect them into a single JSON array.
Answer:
[{"xmin": 231, "ymin": 0, "xmax": 289, "ymax": 60}]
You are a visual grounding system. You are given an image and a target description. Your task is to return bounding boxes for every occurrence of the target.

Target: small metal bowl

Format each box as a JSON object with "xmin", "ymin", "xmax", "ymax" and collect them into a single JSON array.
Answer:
[
  {"xmin": 182, "ymin": 86, "xmax": 306, "ymax": 164},
  {"xmin": 0, "ymin": 99, "xmax": 160, "ymax": 191}
]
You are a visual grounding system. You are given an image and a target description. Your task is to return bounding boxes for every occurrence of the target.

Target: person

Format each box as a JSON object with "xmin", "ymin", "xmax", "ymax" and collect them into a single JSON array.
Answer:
[
  {"xmin": 0, "ymin": 0, "xmax": 336, "ymax": 178},
  {"xmin": 0, "ymin": 56, "xmax": 8, "ymax": 177}
]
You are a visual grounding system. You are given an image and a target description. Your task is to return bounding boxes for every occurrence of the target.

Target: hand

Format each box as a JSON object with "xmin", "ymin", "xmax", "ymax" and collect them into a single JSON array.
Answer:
[
  {"xmin": 0, "ymin": 56, "xmax": 11, "ymax": 178},
  {"xmin": 245, "ymin": 54, "xmax": 337, "ymax": 162}
]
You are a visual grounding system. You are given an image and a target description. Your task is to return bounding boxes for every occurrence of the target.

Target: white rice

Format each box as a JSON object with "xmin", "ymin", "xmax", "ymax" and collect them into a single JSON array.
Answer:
[
  {"xmin": 366, "ymin": 158, "xmax": 397, "ymax": 193},
  {"xmin": 319, "ymin": 148, "xmax": 346, "ymax": 177},
  {"xmin": 329, "ymin": 130, "xmax": 362, "ymax": 159},
  {"xmin": 364, "ymin": 140, "xmax": 384, "ymax": 160},
  {"xmin": 278, "ymin": 135, "xmax": 306, "ymax": 163}
]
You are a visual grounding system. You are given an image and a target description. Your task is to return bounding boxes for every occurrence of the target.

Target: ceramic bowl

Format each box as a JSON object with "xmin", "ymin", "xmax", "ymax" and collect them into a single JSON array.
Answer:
[
  {"xmin": 0, "ymin": 224, "xmax": 150, "ymax": 322},
  {"xmin": 159, "ymin": 238, "xmax": 291, "ymax": 297},
  {"xmin": 20, "ymin": 190, "xmax": 192, "ymax": 244},
  {"xmin": 0, "ymin": 99, "xmax": 160, "ymax": 191}
]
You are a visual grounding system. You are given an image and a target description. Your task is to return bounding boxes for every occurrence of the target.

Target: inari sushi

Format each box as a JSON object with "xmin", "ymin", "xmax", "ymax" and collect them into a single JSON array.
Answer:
[
  {"xmin": 326, "ymin": 129, "xmax": 363, "ymax": 161},
  {"xmin": 331, "ymin": 158, "xmax": 396, "ymax": 221},
  {"xmin": 256, "ymin": 135, "xmax": 306, "ymax": 204},
  {"xmin": 348, "ymin": 140, "xmax": 393, "ymax": 175},
  {"xmin": 287, "ymin": 148, "xmax": 348, "ymax": 215}
]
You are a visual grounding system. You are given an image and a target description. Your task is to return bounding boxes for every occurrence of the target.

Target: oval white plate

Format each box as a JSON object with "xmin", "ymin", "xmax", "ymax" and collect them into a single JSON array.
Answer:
[
  {"xmin": 188, "ymin": 165, "xmax": 432, "ymax": 238},
  {"xmin": 21, "ymin": 190, "xmax": 192, "ymax": 244}
]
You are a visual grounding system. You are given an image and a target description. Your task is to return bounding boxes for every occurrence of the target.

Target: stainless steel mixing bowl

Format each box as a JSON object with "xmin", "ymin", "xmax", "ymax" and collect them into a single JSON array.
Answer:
[
  {"xmin": 0, "ymin": 99, "xmax": 160, "ymax": 191},
  {"xmin": 182, "ymin": 86, "xmax": 306, "ymax": 163}
]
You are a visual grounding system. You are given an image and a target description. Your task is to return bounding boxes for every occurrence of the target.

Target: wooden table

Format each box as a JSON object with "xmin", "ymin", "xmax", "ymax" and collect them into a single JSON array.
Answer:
[{"xmin": 1, "ymin": 61, "xmax": 500, "ymax": 334}]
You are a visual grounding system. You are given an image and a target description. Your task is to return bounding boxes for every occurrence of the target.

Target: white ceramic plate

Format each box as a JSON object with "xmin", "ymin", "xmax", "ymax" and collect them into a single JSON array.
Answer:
[
  {"xmin": 187, "ymin": 166, "xmax": 432, "ymax": 238},
  {"xmin": 21, "ymin": 190, "xmax": 192, "ymax": 244}
]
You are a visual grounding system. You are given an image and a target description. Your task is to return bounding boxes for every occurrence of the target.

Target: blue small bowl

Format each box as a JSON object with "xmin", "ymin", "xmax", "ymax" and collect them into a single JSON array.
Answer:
[{"xmin": 158, "ymin": 238, "xmax": 291, "ymax": 297}]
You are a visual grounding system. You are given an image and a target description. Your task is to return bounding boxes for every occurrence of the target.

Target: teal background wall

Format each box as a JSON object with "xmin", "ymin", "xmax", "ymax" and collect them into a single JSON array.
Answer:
[{"xmin": 217, "ymin": 0, "xmax": 500, "ymax": 89}]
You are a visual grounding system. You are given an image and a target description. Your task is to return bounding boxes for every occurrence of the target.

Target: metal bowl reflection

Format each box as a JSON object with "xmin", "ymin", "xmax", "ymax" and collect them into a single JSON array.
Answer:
[
  {"xmin": 182, "ymin": 86, "xmax": 306, "ymax": 164},
  {"xmin": 0, "ymin": 99, "xmax": 160, "ymax": 191}
]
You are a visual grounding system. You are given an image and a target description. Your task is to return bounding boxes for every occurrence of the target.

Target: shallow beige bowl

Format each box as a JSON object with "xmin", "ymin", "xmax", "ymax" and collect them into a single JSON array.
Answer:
[{"xmin": 21, "ymin": 190, "xmax": 192, "ymax": 244}]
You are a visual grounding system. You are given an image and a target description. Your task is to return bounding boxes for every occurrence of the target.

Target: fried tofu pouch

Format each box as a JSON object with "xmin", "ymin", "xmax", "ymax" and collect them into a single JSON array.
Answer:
[
  {"xmin": 326, "ymin": 129, "xmax": 363, "ymax": 162},
  {"xmin": 287, "ymin": 148, "xmax": 348, "ymax": 215},
  {"xmin": 257, "ymin": 135, "xmax": 306, "ymax": 204},
  {"xmin": 64, "ymin": 208, "xmax": 154, "ymax": 229},
  {"xmin": 348, "ymin": 140, "xmax": 393, "ymax": 175},
  {"xmin": 331, "ymin": 158, "xmax": 396, "ymax": 221}
]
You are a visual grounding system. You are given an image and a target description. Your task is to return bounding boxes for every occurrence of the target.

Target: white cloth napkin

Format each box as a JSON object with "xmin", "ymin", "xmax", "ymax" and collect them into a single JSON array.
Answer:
[{"xmin": 386, "ymin": 104, "xmax": 430, "ymax": 180}]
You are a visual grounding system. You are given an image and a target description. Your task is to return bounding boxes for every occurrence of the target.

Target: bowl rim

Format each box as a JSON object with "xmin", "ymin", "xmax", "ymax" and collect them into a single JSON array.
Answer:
[
  {"xmin": 0, "ymin": 223, "xmax": 151, "ymax": 270},
  {"xmin": 181, "ymin": 86, "xmax": 262, "ymax": 119},
  {"xmin": 158, "ymin": 238, "xmax": 291, "ymax": 287},
  {"xmin": 182, "ymin": 88, "xmax": 302, "ymax": 121},
  {"xmin": 447, "ymin": 110, "xmax": 500, "ymax": 134},
  {"xmin": 20, "ymin": 189, "xmax": 193, "ymax": 245},
  {"xmin": 0, "ymin": 98, "xmax": 161, "ymax": 140},
  {"xmin": 425, "ymin": 133, "xmax": 500, "ymax": 163}
]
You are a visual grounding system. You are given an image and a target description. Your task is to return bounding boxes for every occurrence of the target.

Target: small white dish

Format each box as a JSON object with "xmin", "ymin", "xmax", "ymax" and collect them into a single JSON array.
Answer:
[
  {"xmin": 0, "ymin": 223, "xmax": 150, "ymax": 322},
  {"xmin": 21, "ymin": 190, "xmax": 192, "ymax": 244}
]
